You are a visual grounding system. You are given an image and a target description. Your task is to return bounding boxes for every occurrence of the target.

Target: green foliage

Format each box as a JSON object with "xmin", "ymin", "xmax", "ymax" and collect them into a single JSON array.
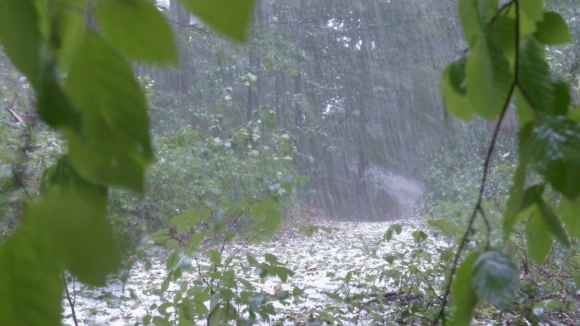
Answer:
[
  {"xmin": 179, "ymin": 0, "xmax": 255, "ymax": 41},
  {"xmin": 450, "ymin": 252, "xmax": 478, "ymax": 326},
  {"xmin": 137, "ymin": 193, "xmax": 293, "ymax": 325},
  {"xmin": 0, "ymin": 0, "xmax": 259, "ymax": 324},
  {"xmin": 471, "ymin": 250, "xmax": 520, "ymax": 310},
  {"xmin": 110, "ymin": 124, "xmax": 295, "ymax": 232},
  {"xmin": 437, "ymin": 0, "xmax": 580, "ymax": 323},
  {"xmin": 96, "ymin": 0, "xmax": 178, "ymax": 65}
]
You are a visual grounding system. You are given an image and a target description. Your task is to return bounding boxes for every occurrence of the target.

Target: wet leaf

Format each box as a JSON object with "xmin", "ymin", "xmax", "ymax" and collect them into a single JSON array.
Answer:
[
  {"xmin": 518, "ymin": 36, "xmax": 553, "ymax": 114},
  {"xmin": 526, "ymin": 207, "xmax": 552, "ymax": 265},
  {"xmin": 180, "ymin": 0, "xmax": 255, "ymax": 41},
  {"xmin": 65, "ymin": 32, "xmax": 152, "ymax": 192},
  {"xmin": 441, "ymin": 57, "xmax": 474, "ymax": 120},
  {"xmin": 0, "ymin": 0, "xmax": 42, "ymax": 86},
  {"xmin": 458, "ymin": 0, "xmax": 498, "ymax": 46},
  {"xmin": 531, "ymin": 116, "xmax": 580, "ymax": 199},
  {"xmin": 96, "ymin": 0, "xmax": 177, "ymax": 64},
  {"xmin": 465, "ymin": 36, "xmax": 514, "ymax": 119},
  {"xmin": 537, "ymin": 199, "xmax": 570, "ymax": 247},
  {"xmin": 472, "ymin": 250, "xmax": 519, "ymax": 310},
  {"xmin": 559, "ymin": 196, "xmax": 580, "ymax": 239},
  {"xmin": 449, "ymin": 252, "xmax": 479, "ymax": 326},
  {"xmin": 502, "ymin": 125, "xmax": 532, "ymax": 236}
]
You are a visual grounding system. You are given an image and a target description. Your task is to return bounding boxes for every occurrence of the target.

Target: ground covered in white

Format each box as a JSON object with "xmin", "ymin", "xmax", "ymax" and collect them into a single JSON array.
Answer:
[{"xmin": 61, "ymin": 217, "xmax": 450, "ymax": 326}]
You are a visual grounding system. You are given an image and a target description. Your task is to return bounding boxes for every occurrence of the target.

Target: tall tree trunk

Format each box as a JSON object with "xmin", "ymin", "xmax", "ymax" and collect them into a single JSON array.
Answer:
[
  {"xmin": 247, "ymin": 4, "xmax": 262, "ymax": 123},
  {"xmin": 169, "ymin": 0, "xmax": 190, "ymax": 95}
]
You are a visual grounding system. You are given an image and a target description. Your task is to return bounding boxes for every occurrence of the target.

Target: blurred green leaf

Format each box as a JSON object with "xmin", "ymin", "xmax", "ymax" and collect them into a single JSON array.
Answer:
[
  {"xmin": 0, "ymin": 224, "xmax": 63, "ymax": 326},
  {"xmin": 180, "ymin": 0, "xmax": 255, "ymax": 41},
  {"xmin": 518, "ymin": 36, "xmax": 553, "ymax": 114},
  {"xmin": 450, "ymin": 252, "xmax": 479, "ymax": 326},
  {"xmin": 531, "ymin": 116, "xmax": 580, "ymax": 199},
  {"xmin": 166, "ymin": 250, "xmax": 180, "ymax": 270},
  {"xmin": 0, "ymin": 0, "xmax": 42, "ymax": 86},
  {"xmin": 465, "ymin": 36, "xmax": 514, "ymax": 119},
  {"xmin": 96, "ymin": 0, "xmax": 177, "ymax": 64},
  {"xmin": 537, "ymin": 199, "xmax": 570, "ymax": 247},
  {"xmin": 458, "ymin": 0, "xmax": 498, "ymax": 46},
  {"xmin": 209, "ymin": 249, "xmax": 221, "ymax": 265},
  {"xmin": 171, "ymin": 208, "xmax": 211, "ymax": 233},
  {"xmin": 35, "ymin": 158, "xmax": 120, "ymax": 285},
  {"xmin": 65, "ymin": 32, "xmax": 152, "ymax": 192},
  {"xmin": 37, "ymin": 65, "xmax": 82, "ymax": 130},
  {"xmin": 50, "ymin": 0, "xmax": 86, "ymax": 68},
  {"xmin": 412, "ymin": 230, "xmax": 428, "ymax": 243},
  {"xmin": 472, "ymin": 250, "xmax": 519, "ymax": 310},
  {"xmin": 559, "ymin": 196, "xmax": 580, "ymax": 239},
  {"xmin": 526, "ymin": 207, "xmax": 552, "ymax": 265},
  {"xmin": 441, "ymin": 57, "xmax": 474, "ymax": 120},
  {"xmin": 535, "ymin": 11, "xmax": 570, "ymax": 45},
  {"xmin": 520, "ymin": 0, "xmax": 543, "ymax": 23}
]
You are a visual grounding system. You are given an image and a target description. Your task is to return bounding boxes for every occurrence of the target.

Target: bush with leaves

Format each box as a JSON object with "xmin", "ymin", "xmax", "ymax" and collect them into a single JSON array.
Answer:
[
  {"xmin": 435, "ymin": 0, "xmax": 580, "ymax": 325},
  {"xmin": 109, "ymin": 121, "xmax": 296, "ymax": 238}
]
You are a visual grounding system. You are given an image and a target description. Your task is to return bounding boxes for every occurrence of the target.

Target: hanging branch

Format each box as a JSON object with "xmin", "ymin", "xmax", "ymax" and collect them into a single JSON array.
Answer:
[{"xmin": 433, "ymin": 0, "xmax": 522, "ymax": 324}]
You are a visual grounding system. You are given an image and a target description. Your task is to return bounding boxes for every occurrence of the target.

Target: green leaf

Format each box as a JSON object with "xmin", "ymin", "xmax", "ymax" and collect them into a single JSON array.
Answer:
[
  {"xmin": 531, "ymin": 116, "xmax": 580, "ymax": 199},
  {"xmin": 526, "ymin": 207, "xmax": 552, "ymax": 264},
  {"xmin": 520, "ymin": 184, "xmax": 545, "ymax": 211},
  {"xmin": 265, "ymin": 253, "xmax": 278, "ymax": 264},
  {"xmin": 520, "ymin": 0, "xmax": 543, "ymax": 23},
  {"xmin": 537, "ymin": 199, "xmax": 570, "ymax": 247},
  {"xmin": 441, "ymin": 57, "xmax": 474, "ymax": 120},
  {"xmin": 518, "ymin": 36, "xmax": 553, "ymax": 114},
  {"xmin": 298, "ymin": 226, "xmax": 315, "ymax": 237},
  {"xmin": 458, "ymin": 0, "xmax": 499, "ymax": 46},
  {"xmin": 412, "ymin": 230, "xmax": 428, "ymax": 243},
  {"xmin": 209, "ymin": 249, "xmax": 221, "ymax": 265},
  {"xmin": 49, "ymin": 0, "xmax": 87, "ymax": 68},
  {"xmin": 166, "ymin": 250, "xmax": 180, "ymax": 270},
  {"xmin": 489, "ymin": 16, "xmax": 516, "ymax": 66},
  {"xmin": 65, "ymin": 32, "xmax": 153, "ymax": 192},
  {"xmin": 37, "ymin": 64, "xmax": 82, "ymax": 130},
  {"xmin": 179, "ymin": 0, "xmax": 255, "ymax": 41},
  {"xmin": 551, "ymin": 78, "xmax": 571, "ymax": 116},
  {"xmin": 465, "ymin": 36, "xmax": 514, "ymax": 119},
  {"xmin": 0, "ymin": 0, "xmax": 43, "ymax": 86},
  {"xmin": 503, "ymin": 126, "xmax": 532, "ymax": 237},
  {"xmin": 171, "ymin": 208, "xmax": 211, "ymax": 232},
  {"xmin": 383, "ymin": 223, "xmax": 403, "ymax": 241},
  {"xmin": 274, "ymin": 266, "xmax": 294, "ymax": 283},
  {"xmin": 535, "ymin": 12, "xmax": 570, "ymax": 45},
  {"xmin": 247, "ymin": 254, "xmax": 259, "ymax": 266},
  {"xmin": 559, "ymin": 196, "xmax": 580, "ymax": 239},
  {"xmin": 36, "ymin": 158, "xmax": 120, "ymax": 285},
  {"xmin": 186, "ymin": 230, "xmax": 212, "ymax": 250},
  {"xmin": 0, "ymin": 225, "xmax": 63, "ymax": 326},
  {"xmin": 96, "ymin": 0, "xmax": 177, "ymax": 64},
  {"xmin": 515, "ymin": 88, "xmax": 535, "ymax": 125},
  {"xmin": 449, "ymin": 252, "xmax": 479, "ymax": 326},
  {"xmin": 472, "ymin": 250, "xmax": 519, "ymax": 310}
]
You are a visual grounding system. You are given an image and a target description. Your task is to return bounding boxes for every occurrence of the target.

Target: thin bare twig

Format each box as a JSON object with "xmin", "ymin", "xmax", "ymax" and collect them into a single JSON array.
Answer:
[{"xmin": 63, "ymin": 274, "xmax": 78, "ymax": 326}]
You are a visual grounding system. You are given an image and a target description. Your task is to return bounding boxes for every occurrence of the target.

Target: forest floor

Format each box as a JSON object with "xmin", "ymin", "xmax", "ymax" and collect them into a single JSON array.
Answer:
[
  {"xmin": 61, "ymin": 173, "xmax": 440, "ymax": 325},
  {"xmin": 62, "ymin": 219, "xmax": 448, "ymax": 326}
]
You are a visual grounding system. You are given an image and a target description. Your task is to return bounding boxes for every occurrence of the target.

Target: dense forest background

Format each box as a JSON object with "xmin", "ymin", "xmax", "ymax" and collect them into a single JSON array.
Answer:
[{"xmin": 1, "ymin": 0, "xmax": 579, "ymax": 224}]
